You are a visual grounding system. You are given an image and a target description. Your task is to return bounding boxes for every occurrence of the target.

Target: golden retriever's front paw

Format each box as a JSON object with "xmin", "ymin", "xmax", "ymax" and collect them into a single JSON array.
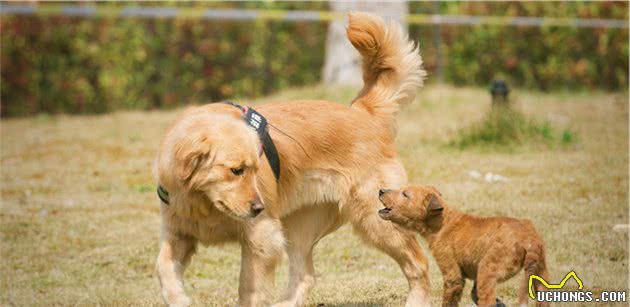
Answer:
[
  {"xmin": 169, "ymin": 297, "xmax": 191, "ymax": 307},
  {"xmin": 163, "ymin": 292, "xmax": 191, "ymax": 307},
  {"xmin": 404, "ymin": 289, "xmax": 432, "ymax": 307}
]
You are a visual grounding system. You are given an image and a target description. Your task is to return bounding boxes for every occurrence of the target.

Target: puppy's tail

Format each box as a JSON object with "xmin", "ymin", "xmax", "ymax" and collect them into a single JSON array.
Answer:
[
  {"xmin": 347, "ymin": 12, "xmax": 426, "ymax": 126},
  {"xmin": 521, "ymin": 240, "xmax": 551, "ymax": 306}
]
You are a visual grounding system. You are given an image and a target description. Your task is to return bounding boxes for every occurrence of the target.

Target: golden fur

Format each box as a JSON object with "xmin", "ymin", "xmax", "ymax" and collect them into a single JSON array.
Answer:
[
  {"xmin": 379, "ymin": 186, "xmax": 549, "ymax": 307},
  {"xmin": 154, "ymin": 12, "xmax": 428, "ymax": 307}
]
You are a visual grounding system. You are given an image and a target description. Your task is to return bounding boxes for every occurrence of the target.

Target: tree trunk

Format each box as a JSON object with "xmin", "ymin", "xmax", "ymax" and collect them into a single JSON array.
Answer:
[{"xmin": 322, "ymin": 1, "xmax": 408, "ymax": 86}]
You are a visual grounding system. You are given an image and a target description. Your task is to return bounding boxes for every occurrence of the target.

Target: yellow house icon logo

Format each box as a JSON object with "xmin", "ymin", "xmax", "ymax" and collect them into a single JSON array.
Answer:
[{"xmin": 529, "ymin": 271, "xmax": 584, "ymax": 299}]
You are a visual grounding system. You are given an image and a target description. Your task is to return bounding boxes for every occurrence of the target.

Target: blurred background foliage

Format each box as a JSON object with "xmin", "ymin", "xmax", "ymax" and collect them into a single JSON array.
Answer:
[
  {"xmin": 411, "ymin": 1, "xmax": 629, "ymax": 91},
  {"xmin": 1, "ymin": 1, "xmax": 628, "ymax": 117}
]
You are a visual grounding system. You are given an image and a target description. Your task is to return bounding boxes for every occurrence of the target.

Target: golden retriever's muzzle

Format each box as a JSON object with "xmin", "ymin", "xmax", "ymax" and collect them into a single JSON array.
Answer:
[{"xmin": 250, "ymin": 196, "xmax": 264, "ymax": 217}]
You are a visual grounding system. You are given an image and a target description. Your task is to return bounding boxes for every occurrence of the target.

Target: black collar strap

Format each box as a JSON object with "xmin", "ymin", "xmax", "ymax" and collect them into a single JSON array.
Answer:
[
  {"xmin": 157, "ymin": 185, "xmax": 170, "ymax": 205},
  {"xmin": 222, "ymin": 101, "xmax": 281, "ymax": 181},
  {"xmin": 157, "ymin": 101, "xmax": 281, "ymax": 206}
]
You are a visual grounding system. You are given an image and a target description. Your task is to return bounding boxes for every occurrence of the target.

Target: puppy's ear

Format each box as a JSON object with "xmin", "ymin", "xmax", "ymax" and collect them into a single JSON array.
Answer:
[
  {"xmin": 174, "ymin": 134, "xmax": 212, "ymax": 182},
  {"xmin": 426, "ymin": 194, "xmax": 444, "ymax": 217}
]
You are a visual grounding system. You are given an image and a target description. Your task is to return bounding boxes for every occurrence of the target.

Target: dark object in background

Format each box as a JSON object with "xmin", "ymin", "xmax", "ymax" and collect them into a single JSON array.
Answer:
[{"xmin": 490, "ymin": 80, "xmax": 510, "ymax": 105}]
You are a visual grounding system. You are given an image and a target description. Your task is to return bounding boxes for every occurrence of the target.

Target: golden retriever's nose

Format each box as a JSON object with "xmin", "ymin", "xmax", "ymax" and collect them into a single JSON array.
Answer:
[
  {"xmin": 250, "ymin": 201, "xmax": 264, "ymax": 217},
  {"xmin": 379, "ymin": 189, "xmax": 391, "ymax": 197}
]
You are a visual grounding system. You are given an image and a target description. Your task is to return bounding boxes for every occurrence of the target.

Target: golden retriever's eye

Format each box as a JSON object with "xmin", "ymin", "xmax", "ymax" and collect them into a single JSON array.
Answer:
[
  {"xmin": 231, "ymin": 167, "xmax": 245, "ymax": 176},
  {"xmin": 402, "ymin": 191, "xmax": 409, "ymax": 198}
]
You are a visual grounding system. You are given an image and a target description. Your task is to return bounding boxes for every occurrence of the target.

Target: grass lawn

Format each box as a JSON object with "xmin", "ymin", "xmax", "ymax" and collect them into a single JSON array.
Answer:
[{"xmin": 1, "ymin": 84, "xmax": 628, "ymax": 306}]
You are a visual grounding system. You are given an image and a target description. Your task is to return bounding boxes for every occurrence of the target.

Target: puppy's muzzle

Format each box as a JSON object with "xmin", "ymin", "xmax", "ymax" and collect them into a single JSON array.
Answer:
[{"xmin": 378, "ymin": 207, "xmax": 391, "ymax": 216}]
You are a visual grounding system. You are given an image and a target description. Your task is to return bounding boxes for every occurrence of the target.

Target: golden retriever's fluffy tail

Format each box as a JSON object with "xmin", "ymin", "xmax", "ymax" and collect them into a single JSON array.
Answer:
[{"xmin": 347, "ymin": 12, "xmax": 426, "ymax": 124}]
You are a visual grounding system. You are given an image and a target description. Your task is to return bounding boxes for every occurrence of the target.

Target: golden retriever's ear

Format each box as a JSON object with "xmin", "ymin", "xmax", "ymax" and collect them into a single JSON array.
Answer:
[
  {"xmin": 174, "ymin": 134, "xmax": 212, "ymax": 182},
  {"xmin": 427, "ymin": 194, "xmax": 443, "ymax": 216}
]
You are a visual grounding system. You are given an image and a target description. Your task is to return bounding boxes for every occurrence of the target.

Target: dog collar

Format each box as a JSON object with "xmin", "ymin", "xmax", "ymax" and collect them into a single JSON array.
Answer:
[
  {"xmin": 222, "ymin": 101, "xmax": 281, "ymax": 182},
  {"xmin": 157, "ymin": 101, "xmax": 281, "ymax": 206},
  {"xmin": 157, "ymin": 185, "xmax": 170, "ymax": 205}
]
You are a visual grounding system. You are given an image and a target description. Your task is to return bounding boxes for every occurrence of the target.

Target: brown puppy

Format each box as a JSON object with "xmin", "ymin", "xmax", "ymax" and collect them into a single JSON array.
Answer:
[
  {"xmin": 378, "ymin": 186, "xmax": 550, "ymax": 307},
  {"xmin": 155, "ymin": 12, "xmax": 431, "ymax": 307}
]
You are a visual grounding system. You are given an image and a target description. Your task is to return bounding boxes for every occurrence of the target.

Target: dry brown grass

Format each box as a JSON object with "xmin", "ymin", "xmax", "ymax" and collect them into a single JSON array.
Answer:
[{"xmin": 1, "ymin": 84, "xmax": 628, "ymax": 306}]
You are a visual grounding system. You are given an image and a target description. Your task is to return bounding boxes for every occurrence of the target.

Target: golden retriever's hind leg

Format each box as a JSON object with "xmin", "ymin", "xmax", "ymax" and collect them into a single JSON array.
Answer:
[
  {"xmin": 349, "ymin": 207, "xmax": 431, "ymax": 307},
  {"xmin": 347, "ymin": 161, "xmax": 430, "ymax": 306}
]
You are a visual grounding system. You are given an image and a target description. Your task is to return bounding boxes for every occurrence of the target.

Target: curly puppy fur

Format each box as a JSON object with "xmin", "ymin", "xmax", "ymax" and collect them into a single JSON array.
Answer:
[
  {"xmin": 154, "ymin": 12, "xmax": 429, "ymax": 307},
  {"xmin": 379, "ymin": 186, "xmax": 550, "ymax": 307}
]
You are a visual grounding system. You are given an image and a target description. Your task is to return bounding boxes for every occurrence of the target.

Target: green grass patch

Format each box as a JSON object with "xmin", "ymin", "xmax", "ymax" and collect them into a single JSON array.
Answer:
[{"xmin": 450, "ymin": 105, "xmax": 576, "ymax": 149}]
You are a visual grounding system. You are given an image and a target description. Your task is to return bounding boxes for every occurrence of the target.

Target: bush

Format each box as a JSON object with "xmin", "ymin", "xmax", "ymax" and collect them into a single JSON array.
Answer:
[
  {"xmin": 1, "ymin": 2, "xmax": 328, "ymax": 116},
  {"xmin": 450, "ymin": 105, "xmax": 575, "ymax": 149},
  {"xmin": 409, "ymin": 1, "xmax": 628, "ymax": 90},
  {"xmin": 1, "ymin": 2, "xmax": 627, "ymax": 117}
]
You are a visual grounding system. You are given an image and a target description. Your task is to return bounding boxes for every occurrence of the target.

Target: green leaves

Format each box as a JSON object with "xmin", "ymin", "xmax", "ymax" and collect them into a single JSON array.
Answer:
[
  {"xmin": 450, "ymin": 105, "xmax": 577, "ymax": 150},
  {"xmin": 409, "ymin": 1, "xmax": 628, "ymax": 91},
  {"xmin": 1, "ymin": 7, "xmax": 327, "ymax": 116},
  {"xmin": 1, "ymin": 2, "xmax": 627, "ymax": 116}
]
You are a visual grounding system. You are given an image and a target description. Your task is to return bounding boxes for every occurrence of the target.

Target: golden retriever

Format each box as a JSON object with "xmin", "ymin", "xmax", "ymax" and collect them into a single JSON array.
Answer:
[
  {"xmin": 154, "ymin": 12, "xmax": 429, "ymax": 307},
  {"xmin": 379, "ymin": 186, "xmax": 549, "ymax": 307}
]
